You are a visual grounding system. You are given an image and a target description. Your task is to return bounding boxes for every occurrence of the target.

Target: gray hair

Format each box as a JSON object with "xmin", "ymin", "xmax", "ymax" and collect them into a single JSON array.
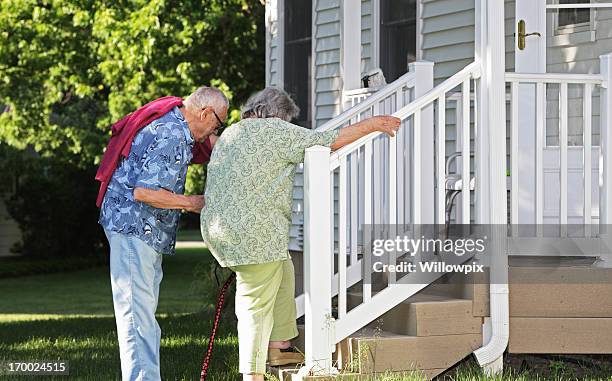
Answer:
[
  {"xmin": 241, "ymin": 87, "xmax": 300, "ymax": 121},
  {"xmin": 184, "ymin": 86, "xmax": 229, "ymax": 113}
]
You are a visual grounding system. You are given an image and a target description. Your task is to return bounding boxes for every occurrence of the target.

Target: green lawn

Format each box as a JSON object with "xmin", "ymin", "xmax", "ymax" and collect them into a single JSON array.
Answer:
[
  {"xmin": 0, "ymin": 248, "xmax": 241, "ymax": 381},
  {"xmin": 1, "ymin": 248, "xmax": 610, "ymax": 381}
]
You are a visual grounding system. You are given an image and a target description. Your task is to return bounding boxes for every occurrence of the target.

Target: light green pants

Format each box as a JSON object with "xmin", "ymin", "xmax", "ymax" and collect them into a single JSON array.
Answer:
[{"xmin": 230, "ymin": 257, "xmax": 299, "ymax": 374}]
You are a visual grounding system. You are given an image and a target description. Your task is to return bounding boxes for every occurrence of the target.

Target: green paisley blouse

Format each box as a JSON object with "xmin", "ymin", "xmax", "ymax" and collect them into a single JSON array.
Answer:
[{"xmin": 200, "ymin": 118, "xmax": 340, "ymax": 267}]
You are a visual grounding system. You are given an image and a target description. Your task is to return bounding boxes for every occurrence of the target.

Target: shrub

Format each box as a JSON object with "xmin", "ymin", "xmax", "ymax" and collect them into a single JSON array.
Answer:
[{"xmin": 4, "ymin": 153, "xmax": 107, "ymax": 259}]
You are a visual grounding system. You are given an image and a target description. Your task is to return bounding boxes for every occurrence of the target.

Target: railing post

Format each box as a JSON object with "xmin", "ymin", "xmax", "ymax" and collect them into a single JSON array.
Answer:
[
  {"xmin": 410, "ymin": 61, "xmax": 435, "ymax": 224},
  {"xmin": 298, "ymin": 146, "xmax": 335, "ymax": 377},
  {"xmin": 599, "ymin": 53, "xmax": 612, "ymax": 225}
]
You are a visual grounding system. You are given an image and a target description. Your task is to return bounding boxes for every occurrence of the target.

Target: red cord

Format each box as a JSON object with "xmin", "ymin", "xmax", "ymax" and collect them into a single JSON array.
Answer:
[{"xmin": 200, "ymin": 272, "xmax": 236, "ymax": 381}]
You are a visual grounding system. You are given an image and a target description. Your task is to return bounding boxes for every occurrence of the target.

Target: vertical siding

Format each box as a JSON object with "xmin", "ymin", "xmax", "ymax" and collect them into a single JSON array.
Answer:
[{"xmin": 314, "ymin": 0, "xmax": 343, "ymax": 127}]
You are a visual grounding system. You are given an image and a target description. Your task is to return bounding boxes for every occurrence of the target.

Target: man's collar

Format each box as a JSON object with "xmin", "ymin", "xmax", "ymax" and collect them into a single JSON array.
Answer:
[{"xmin": 172, "ymin": 106, "xmax": 194, "ymax": 146}]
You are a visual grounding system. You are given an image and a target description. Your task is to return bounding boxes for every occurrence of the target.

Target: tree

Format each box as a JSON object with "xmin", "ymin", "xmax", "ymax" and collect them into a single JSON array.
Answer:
[
  {"xmin": 0, "ymin": 0, "xmax": 265, "ymax": 167},
  {"xmin": 0, "ymin": 0, "xmax": 265, "ymax": 256}
]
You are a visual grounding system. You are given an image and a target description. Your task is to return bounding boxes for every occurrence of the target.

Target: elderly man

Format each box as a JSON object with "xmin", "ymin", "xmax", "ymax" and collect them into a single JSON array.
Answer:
[{"xmin": 97, "ymin": 87, "xmax": 228, "ymax": 381}]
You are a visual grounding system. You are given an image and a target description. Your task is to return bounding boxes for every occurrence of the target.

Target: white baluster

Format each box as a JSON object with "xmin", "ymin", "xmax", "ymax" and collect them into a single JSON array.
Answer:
[
  {"xmin": 414, "ymin": 110, "xmax": 422, "ymax": 225},
  {"xmin": 339, "ymin": 157, "xmax": 347, "ymax": 318},
  {"xmin": 583, "ymin": 83, "xmax": 593, "ymax": 234},
  {"xmin": 560, "ymin": 82, "xmax": 568, "ymax": 229},
  {"xmin": 461, "ymin": 79, "xmax": 471, "ymax": 224},
  {"xmin": 536, "ymin": 82, "xmax": 545, "ymax": 227},
  {"xmin": 363, "ymin": 141, "xmax": 373, "ymax": 303},
  {"xmin": 436, "ymin": 95, "xmax": 446, "ymax": 225},
  {"xmin": 350, "ymin": 152, "xmax": 358, "ymax": 266},
  {"xmin": 511, "ymin": 82, "xmax": 519, "ymax": 226}
]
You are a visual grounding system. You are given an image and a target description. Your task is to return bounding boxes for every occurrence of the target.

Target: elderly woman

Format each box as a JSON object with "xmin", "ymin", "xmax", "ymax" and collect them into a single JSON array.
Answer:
[{"xmin": 200, "ymin": 87, "xmax": 400, "ymax": 381}]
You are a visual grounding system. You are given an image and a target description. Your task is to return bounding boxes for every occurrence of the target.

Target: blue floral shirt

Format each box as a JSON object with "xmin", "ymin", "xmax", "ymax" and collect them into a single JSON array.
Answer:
[{"xmin": 99, "ymin": 106, "xmax": 194, "ymax": 255}]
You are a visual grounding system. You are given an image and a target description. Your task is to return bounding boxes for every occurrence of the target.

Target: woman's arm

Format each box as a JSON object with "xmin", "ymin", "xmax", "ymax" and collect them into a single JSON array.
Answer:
[{"xmin": 330, "ymin": 116, "xmax": 401, "ymax": 151}]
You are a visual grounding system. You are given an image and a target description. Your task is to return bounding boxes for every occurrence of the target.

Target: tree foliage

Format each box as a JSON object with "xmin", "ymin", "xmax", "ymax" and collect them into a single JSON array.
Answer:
[
  {"xmin": 0, "ymin": 0, "xmax": 265, "ymax": 256},
  {"xmin": 0, "ymin": 0, "xmax": 265, "ymax": 167}
]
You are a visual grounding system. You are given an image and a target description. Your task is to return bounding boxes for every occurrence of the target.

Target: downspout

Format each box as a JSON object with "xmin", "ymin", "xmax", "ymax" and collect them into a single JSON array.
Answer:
[{"xmin": 473, "ymin": 0, "xmax": 509, "ymax": 371}]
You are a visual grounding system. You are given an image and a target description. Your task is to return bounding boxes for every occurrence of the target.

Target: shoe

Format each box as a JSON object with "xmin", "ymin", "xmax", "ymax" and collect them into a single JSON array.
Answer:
[{"xmin": 267, "ymin": 347, "xmax": 305, "ymax": 366}]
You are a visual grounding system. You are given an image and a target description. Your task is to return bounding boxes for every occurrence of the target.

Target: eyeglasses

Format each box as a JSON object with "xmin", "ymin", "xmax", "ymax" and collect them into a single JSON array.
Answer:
[{"xmin": 203, "ymin": 107, "xmax": 225, "ymax": 133}]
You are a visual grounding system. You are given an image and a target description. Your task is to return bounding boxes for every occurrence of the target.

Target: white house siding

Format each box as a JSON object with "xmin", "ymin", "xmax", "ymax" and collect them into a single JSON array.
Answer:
[
  {"xmin": 361, "ymin": 0, "xmax": 374, "ymax": 75},
  {"xmin": 420, "ymin": 0, "xmax": 475, "ymax": 84},
  {"xmin": 314, "ymin": 0, "xmax": 343, "ymax": 128}
]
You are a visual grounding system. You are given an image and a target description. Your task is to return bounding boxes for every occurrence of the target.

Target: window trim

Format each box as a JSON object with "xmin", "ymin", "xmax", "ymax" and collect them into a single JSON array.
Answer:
[
  {"xmin": 552, "ymin": 0, "xmax": 595, "ymax": 36},
  {"xmin": 377, "ymin": 0, "xmax": 419, "ymax": 82},
  {"xmin": 281, "ymin": 0, "xmax": 313, "ymax": 127},
  {"xmin": 373, "ymin": 0, "xmax": 423, "ymax": 66}
]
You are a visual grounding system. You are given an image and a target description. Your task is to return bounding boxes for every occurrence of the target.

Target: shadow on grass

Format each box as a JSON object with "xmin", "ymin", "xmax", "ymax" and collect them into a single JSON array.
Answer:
[{"xmin": 0, "ymin": 312, "xmax": 240, "ymax": 381}]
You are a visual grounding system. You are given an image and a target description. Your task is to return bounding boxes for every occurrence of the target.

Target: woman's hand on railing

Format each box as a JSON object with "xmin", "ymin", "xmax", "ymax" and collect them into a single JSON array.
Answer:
[
  {"xmin": 364, "ymin": 116, "xmax": 401, "ymax": 137},
  {"xmin": 330, "ymin": 115, "xmax": 401, "ymax": 151}
]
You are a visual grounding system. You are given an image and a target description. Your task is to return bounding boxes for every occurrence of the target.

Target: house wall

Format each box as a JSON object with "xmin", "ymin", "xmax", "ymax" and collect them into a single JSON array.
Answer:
[
  {"xmin": 273, "ymin": 0, "xmax": 611, "ymax": 242},
  {"xmin": 313, "ymin": 0, "xmax": 343, "ymax": 128},
  {"xmin": 361, "ymin": 0, "xmax": 374, "ymax": 74},
  {"xmin": 420, "ymin": 0, "xmax": 475, "ymax": 84}
]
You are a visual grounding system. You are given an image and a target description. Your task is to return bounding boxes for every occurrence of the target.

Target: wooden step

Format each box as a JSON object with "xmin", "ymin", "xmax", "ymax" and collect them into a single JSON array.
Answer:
[
  {"xmin": 509, "ymin": 317, "xmax": 612, "ymax": 354},
  {"xmin": 381, "ymin": 294, "xmax": 482, "ymax": 336},
  {"xmin": 463, "ymin": 266, "xmax": 612, "ymax": 318},
  {"xmin": 348, "ymin": 291, "xmax": 482, "ymax": 337},
  {"xmin": 509, "ymin": 267, "xmax": 612, "ymax": 317},
  {"xmin": 351, "ymin": 332, "xmax": 482, "ymax": 375},
  {"xmin": 280, "ymin": 327, "xmax": 466, "ymax": 380},
  {"xmin": 300, "ymin": 368, "xmax": 444, "ymax": 380},
  {"xmin": 267, "ymin": 364, "xmax": 300, "ymax": 381}
]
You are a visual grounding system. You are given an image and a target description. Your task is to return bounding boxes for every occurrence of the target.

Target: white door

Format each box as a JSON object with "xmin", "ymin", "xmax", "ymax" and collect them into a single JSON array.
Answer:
[
  {"xmin": 514, "ymin": 0, "xmax": 599, "ymax": 225},
  {"xmin": 514, "ymin": 0, "xmax": 546, "ymax": 225}
]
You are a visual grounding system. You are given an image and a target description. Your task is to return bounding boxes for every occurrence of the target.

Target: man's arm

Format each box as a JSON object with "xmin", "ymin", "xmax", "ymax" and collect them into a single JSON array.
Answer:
[
  {"xmin": 330, "ymin": 116, "xmax": 401, "ymax": 151},
  {"xmin": 134, "ymin": 188, "xmax": 204, "ymax": 214}
]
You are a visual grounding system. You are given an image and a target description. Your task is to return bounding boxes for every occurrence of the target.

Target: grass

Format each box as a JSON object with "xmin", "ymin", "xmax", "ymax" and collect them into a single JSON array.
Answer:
[
  {"xmin": 0, "ymin": 247, "xmax": 241, "ymax": 381},
  {"xmin": 176, "ymin": 228, "xmax": 204, "ymax": 242},
  {"xmin": 1, "ymin": 246, "xmax": 611, "ymax": 380}
]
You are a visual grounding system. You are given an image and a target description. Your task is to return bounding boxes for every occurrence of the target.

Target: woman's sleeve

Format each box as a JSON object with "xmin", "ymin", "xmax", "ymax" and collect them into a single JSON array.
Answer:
[{"xmin": 273, "ymin": 119, "xmax": 340, "ymax": 164}]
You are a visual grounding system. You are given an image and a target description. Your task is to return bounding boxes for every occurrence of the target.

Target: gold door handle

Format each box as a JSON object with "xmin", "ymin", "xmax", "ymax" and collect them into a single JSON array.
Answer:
[{"xmin": 517, "ymin": 19, "xmax": 541, "ymax": 50}]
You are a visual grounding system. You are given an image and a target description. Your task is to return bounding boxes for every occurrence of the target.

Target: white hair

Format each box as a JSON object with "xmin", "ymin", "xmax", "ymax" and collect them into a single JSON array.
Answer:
[
  {"xmin": 241, "ymin": 87, "xmax": 300, "ymax": 122},
  {"xmin": 184, "ymin": 86, "xmax": 229, "ymax": 113}
]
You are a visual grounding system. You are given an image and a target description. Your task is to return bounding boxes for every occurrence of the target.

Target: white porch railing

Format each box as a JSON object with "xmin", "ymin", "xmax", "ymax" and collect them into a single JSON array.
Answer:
[
  {"xmin": 298, "ymin": 61, "xmax": 482, "ymax": 375},
  {"xmin": 293, "ymin": 62, "xmax": 433, "ymax": 317},
  {"xmin": 505, "ymin": 55, "xmax": 612, "ymax": 229}
]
